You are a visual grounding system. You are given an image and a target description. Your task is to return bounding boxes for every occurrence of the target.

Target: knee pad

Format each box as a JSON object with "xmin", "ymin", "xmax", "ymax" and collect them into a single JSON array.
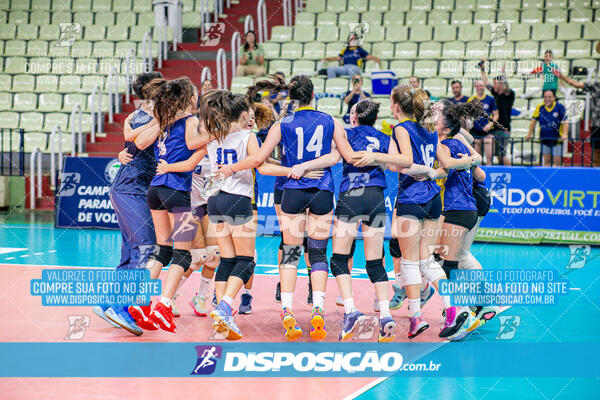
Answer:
[
  {"xmin": 307, "ymin": 237, "xmax": 328, "ymax": 273},
  {"xmin": 400, "ymin": 259, "xmax": 421, "ymax": 286},
  {"xmin": 215, "ymin": 257, "xmax": 236, "ymax": 282},
  {"xmin": 232, "ymin": 255, "xmax": 255, "ymax": 284},
  {"xmin": 458, "ymin": 252, "xmax": 482, "ymax": 270},
  {"xmin": 366, "ymin": 258, "xmax": 388, "ymax": 283},
  {"xmin": 190, "ymin": 248, "xmax": 207, "ymax": 270},
  {"xmin": 433, "ymin": 252, "xmax": 443, "ymax": 263},
  {"xmin": 442, "ymin": 259, "xmax": 459, "ymax": 279},
  {"xmin": 281, "ymin": 244, "xmax": 303, "ymax": 269},
  {"xmin": 330, "ymin": 253, "xmax": 351, "ymax": 277},
  {"xmin": 389, "ymin": 238, "xmax": 401, "ymax": 259},
  {"xmin": 151, "ymin": 244, "xmax": 173, "ymax": 266},
  {"xmin": 172, "ymin": 249, "xmax": 192, "ymax": 272},
  {"xmin": 419, "ymin": 256, "xmax": 446, "ymax": 283}
]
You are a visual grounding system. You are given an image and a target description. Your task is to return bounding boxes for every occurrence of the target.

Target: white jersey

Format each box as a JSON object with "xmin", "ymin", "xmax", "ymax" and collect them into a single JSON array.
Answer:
[
  {"xmin": 206, "ymin": 129, "xmax": 254, "ymax": 199},
  {"xmin": 191, "ymin": 155, "xmax": 217, "ymax": 207}
]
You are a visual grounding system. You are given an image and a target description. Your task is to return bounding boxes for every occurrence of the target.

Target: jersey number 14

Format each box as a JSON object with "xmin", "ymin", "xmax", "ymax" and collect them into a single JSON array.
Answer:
[{"xmin": 296, "ymin": 125, "xmax": 324, "ymax": 159}]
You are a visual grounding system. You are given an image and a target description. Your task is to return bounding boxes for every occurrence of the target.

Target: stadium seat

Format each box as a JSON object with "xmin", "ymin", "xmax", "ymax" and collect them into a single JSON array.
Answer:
[
  {"xmin": 412, "ymin": 0, "xmax": 432, "ymax": 11},
  {"xmin": 311, "ymin": 77, "xmax": 325, "ymax": 93},
  {"xmin": 557, "ymin": 24, "xmax": 582, "ymax": 41},
  {"xmin": 521, "ymin": 10, "xmax": 543, "ymax": 24},
  {"xmin": 348, "ymin": 1, "xmax": 367, "ymax": 12},
  {"xmin": 280, "ymin": 42, "xmax": 303, "ymax": 59},
  {"xmin": 26, "ymin": 40, "xmax": 48, "ymax": 57},
  {"xmin": 541, "ymin": 40, "xmax": 565, "ymax": 58},
  {"xmin": 325, "ymin": 42, "xmax": 344, "ymax": 57},
  {"xmin": 305, "ymin": 0, "xmax": 326, "ymax": 13},
  {"xmin": 545, "ymin": 10, "xmax": 567, "ymax": 24},
  {"xmin": 583, "ymin": 23, "xmax": 600, "ymax": 40},
  {"xmin": 395, "ymin": 42, "xmax": 418, "ymax": 58},
  {"xmin": 419, "ymin": 42, "xmax": 441, "ymax": 58},
  {"xmin": 316, "ymin": 12, "xmax": 337, "ymax": 27},
  {"xmin": 12, "ymin": 75, "xmax": 35, "ymax": 92},
  {"xmin": 390, "ymin": 60, "xmax": 413, "ymax": 77},
  {"xmin": 75, "ymin": 58, "xmax": 98, "ymax": 75},
  {"xmin": 63, "ymin": 93, "xmax": 87, "ymax": 112},
  {"xmin": 327, "ymin": 0, "xmax": 347, "ymax": 13},
  {"xmin": 113, "ymin": 0, "xmax": 133, "ymax": 12},
  {"xmin": 364, "ymin": 25, "xmax": 385, "ymax": 43},
  {"xmin": 428, "ymin": 11, "xmax": 450, "ymax": 26},
  {"xmin": 441, "ymin": 41, "xmax": 465, "ymax": 59},
  {"xmin": 231, "ymin": 76, "xmax": 253, "ymax": 94},
  {"xmin": 17, "ymin": 24, "xmax": 39, "ymax": 40},
  {"xmin": 413, "ymin": 60, "xmax": 437, "ymax": 78},
  {"xmin": 295, "ymin": 12, "xmax": 315, "ymax": 27},
  {"xmin": 0, "ymin": 111, "xmax": 19, "ymax": 129},
  {"xmin": 19, "ymin": 112, "xmax": 44, "ymax": 131},
  {"xmin": 361, "ymin": 11, "xmax": 382, "ymax": 26},
  {"xmin": 268, "ymin": 60, "xmax": 291, "ymax": 76},
  {"xmin": 4, "ymin": 40, "xmax": 26, "ymax": 57},
  {"xmin": 39, "ymin": 24, "xmax": 59, "ymax": 40},
  {"xmin": 13, "ymin": 93, "xmax": 37, "ymax": 111},
  {"xmin": 369, "ymin": 0, "xmax": 391, "ymax": 12},
  {"xmin": 508, "ymin": 24, "xmax": 531, "ymax": 42},
  {"xmin": 513, "ymin": 98, "xmax": 528, "ymax": 117},
  {"xmin": 84, "ymin": 25, "xmax": 106, "ymax": 41},
  {"xmin": 433, "ymin": 26, "xmax": 456, "ymax": 42},
  {"xmin": 409, "ymin": 26, "xmax": 432, "ymax": 41},
  {"xmin": 545, "ymin": 0, "xmax": 567, "ymax": 6},
  {"xmin": 364, "ymin": 59, "xmax": 386, "ymax": 72},
  {"xmin": 532, "ymin": 24, "xmax": 557, "ymax": 41},
  {"xmin": 465, "ymin": 41, "xmax": 489, "ymax": 59},
  {"xmin": 58, "ymin": 75, "xmax": 81, "ymax": 93},
  {"xmin": 521, "ymin": 0, "xmax": 544, "ymax": 8},
  {"xmin": 293, "ymin": 26, "xmax": 316, "ymax": 42},
  {"xmin": 52, "ymin": 11, "xmax": 72, "ymax": 24},
  {"xmin": 404, "ymin": 11, "xmax": 427, "ymax": 26},
  {"xmin": 38, "ymin": 93, "xmax": 62, "ymax": 112},
  {"xmin": 423, "ymin": 78, "xmax": 448, "ymax": 97},
  {"xmin": 292, "ymin": 60, "xmax": 315, "ymax": 75},
  {"xmin": 95, "ymin": 11, "xmax": 116, "ymax": 25},
  {"xmin": 515, "ymin": 40, "xmax": 539, "ymax": 59},
  {"xmin": 497, "ymin": 10, "xmax": 519, "ymax": 23},
  {"xmin": 377, "ymin": 97, "xmax": 391, "ymax": 117},
  {"xmin": 9, "ymin": 11, "xmax": 28, "ymax": 24},
  {"xmin": 32, "ymin": 0, "xmax": 51, "ymax": 10},
  {"xmin": 570, "ymin": 9, "xmax": 593, "ymax": 23},
  {"xmin": 473, "ymin": 10, "xmax": 495, "ymax": 25},
  {"xmin": 383, "ymin": 12, "xmax": 405, "ymax": 26},
  {"xmin": 566, "ymin": 40, "xmax": 591, "ymax": 58},
  {"xmin": 338, "ymin": 12, "xmax": 360, "ymax": 27},
  {"xmin": 434, "ymin": 0, "xmax": 455, "ymax": 10},
  {"xmin": 385, "ymin": 25, "xmax": 408, "ymax": 42},
  {"xmin": 389, "ymin": 1, "xmax": 411, "ymax": 11},
  {"xmin": 490, "ymin": 60, "xmax": 516, "ymax": 75},
  {"xmin": 262, "ymin": 42, "xmax": 280, "ymax": 59},
  {"xmin": 0, "ymin": 24, "xmax": 15, "ymax": 40},
  {"xmin": 372, "ymin": 42, "xmax": 394, "ymax": 59},
  {"xmin": 0, "ymin": 92, "xmax": 12, "ymax": 111},
  {"xmin": 477, "ymin": 0, "xmax": 497, "ymax": 8},
  {"xmin": 451, "ymin": 11, "xmax": 473, "ymax": 25},
  {"xmin": 116, "ymin": 11, "xmax": 136, "ymax": 26},
  {"xmin": 457, "ymin": 25, "xmax": 481, "ymax": 41},
  {"xmin": 325, "ymin": 78, "xmax": 349, "ymax": 95},
  {"xmin": 29, "ymin": 57, "xmax": 51, "ymax": 74},
  {"xmin": 489, "ymin": 41, "xmax": 515, "ymax": 59},
  {"xmin": 36, "ymin": 75, "xmax": 59, "ymax": 92},
  {"xmin": 316, "ymin": 26, "xmax": 340, "ymax": 43},
  {"xmin": 73, "ymin": 11, "xmax": 94, "ymax": 25},
  {"xmin": 270, "ymin": 26, "xmax": 292, "ymax": 42},
  {"xmin": 439, "ymin": 60, "xmax": 463, "ymax": 77},
  {"xmin": 43, "ymin": 112, "xmax": 69, "ymax": 132},
  {"xmin": 511, "ymin": 119, "xmax": 530, "ymax": 138},
  {"xmin": 316, "ymin": 97, "xmax": 341, "ymax": 116}
]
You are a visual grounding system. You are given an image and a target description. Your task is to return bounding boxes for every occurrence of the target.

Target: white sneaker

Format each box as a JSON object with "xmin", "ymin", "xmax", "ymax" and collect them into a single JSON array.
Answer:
[{"xmin": 336, "ymin": 296, "xmax": 344, "ymax": 306}]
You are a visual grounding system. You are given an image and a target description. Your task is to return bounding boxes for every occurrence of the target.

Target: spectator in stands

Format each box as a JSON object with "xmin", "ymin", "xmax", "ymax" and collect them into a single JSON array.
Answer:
[
  {"xmin": 449, "ymin": 80, "xmax": 467, "ymax": 104},
  {"xmin": 526, "ymin": 50, "xmax": 559, "ymax": 97},
  {"xmin": 342, "ymin": 74, "xmax": 371, "ymax": 124},
  {"xmin": 468, "ymin": 80, "xmax": 499, "ymax": 165},
  {"xmin": 552, "ymin": 42, "xmax": 600, "ymax": 166},
  {"xmin": 201, "ymin": 79, "xmax": 213, "ymax": 95},
  {"xmin": 236, "ymin": 31, "xmax": 266, "ymax": 77},
  {"xmin": 525, "ymin": 90, "xmax": 567, "ymax": 167},
  {"xmin": 481, "ymin": 62, "xmax": 514, "ymax": 166},
  {"xmin": 408, "ymin": 76, "xmax": 431, "ymax": 98},
  {"xmin": 321, "ymin": 33, "xmax": 380, "ymax": 79}
]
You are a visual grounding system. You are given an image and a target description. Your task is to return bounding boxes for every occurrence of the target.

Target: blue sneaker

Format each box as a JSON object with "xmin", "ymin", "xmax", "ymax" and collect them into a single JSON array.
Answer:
[
  {"xmin": 209, "ymin": 302, "xmax": 242, "ymax": 341},
  {"xmin": 93, "ymin": 305, "xmax": 121, "ymax": 329},
  {"xmin": 420, "ymin": 283, "xmax": 436, "ymax": 309},
  {"xmin": 211, "ymin": 291, "xmax": 217, "ymax": 307},
  {"xmin": 378, "ymin": 316, "xmax": 397, "ymax": 343},
  {"xmin": 390, "ymin": 284, "xmax": 406, "ymax": 310},
  {"xmin": 105, "ymin": 306, "xmax": 143, "ymax": 336},
  {"xmin": 339, "ymin": 310, "xmax": 365, "ymax": 341},
  {"xmin": 239, "ymin": 293, "xmax": 253, "ymax": 314}
]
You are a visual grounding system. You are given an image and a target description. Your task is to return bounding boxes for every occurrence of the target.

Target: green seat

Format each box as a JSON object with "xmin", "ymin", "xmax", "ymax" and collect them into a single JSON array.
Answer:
[
  {"xmin": 545, "ymin": 10, "xmax": 566, "ymax": 24},
  {"xmin": 295, "ymin": 12, "xmax": 315, "ymax": 28},
  {"xmin": 29, "ymin": 57, "xmax": 51, "ymax": 74},
  {"xmin": 473, "ymin": 10, "xmax": 495, "ymax": 24},
  {"xmin": 303, "ymin": 42, "xmax": 325, "ymax": 60},
  {"xmin": 27, "ymin": 40, "xmax": 48, "ymax": 57},
  {"xmin": 19, "ymin": 112, "xmax": 45, "ymax": 131},
  {"xmin": 429, "ymin": 11, "xmax": 449, "ymax": 25},
  {"xmin": 364, "ymin": 25, "xmax": 385, "ymax": 43},
  {"xmin": 412, "ymin": 0, "xmax": 432, "ymax": 10},
  {"xmin": 7, "ymin": 0, "xmax": 26, "ymax": 9},
  {"xmin": 129, "ymin": 26, "xmax": 151, "ymax": 42},
  {"xmin": 93, "ymin": 0, "xmax": 112, "ymax": 11},
  {"xmin": 94, "ymin": 11, "xmax": 115, "ymax": 25},
  {"xmin": 0, "ymin": 10, "xmax": 4, "ymax": 23},
  {"xmin": 93, "ymin": 42, "xmax": 114, "ymax": 58},
  {"xmin": 451, "ymin": 11, "xmax": 473, "ymax": 25},
  {"xmin": 372, "ymin": 42, "xmax": 394, "ymax": 59},
  {"xmin": 62, "ymin": 93, "xmax": 87, "ymax": 112},
  {"xmin": 73, "ymin": 11, "xmax": 94, "ymax": 25},
  {"xmin": 569, "ymin": 0, "xmax": 590, "ymax": 8},
  {"xmin": 395, "ymin": 42, "xmax": 418, "ymax": 58},
  {"xmin": 230, "ymin": 76, "xmax": 253, "ymax": 93},
  {"xmin": 316, "ymin": 26, "xmax": 339, "ymax": 43},
  {"xmin": 0, "ymin": 24, "xmax": 15, "ymax": 39},
  {"xmin": 490, "ymin": 60, "xmax": 515, "ymax": 75},
  {"xmin": 267, "ymin": 60, "xmax": 291, "ymax": 76},
  {"xmin": 457, "ymin": 25, "xmax": 480, "ymax": 41},
  {"xmin": 583, "ymin": 23, "xmax": 600, "ymax": 40},
  {"xmin": 116, "ymin": 11, "xmax": 136, "ymax": 26},
  {"xmin": 305, "ymin": 0, "xmax": 326, "ymax": 12},
  {"xmin": 532, "ymin": 24, "xmax": 557, "ymax": 41},
  {"xmin": 361, "ymin": 11, "xmax": 382, "ymax": 25},
  {"xmin": 570, "ymin": 9, "xmax": 593, "ymax": 23},
  {"xmin": 71, "ymin": 41, "xmax": 93, "ymax": 57},
  {"xmin": 566, "ymin": 40, "xmax": 591, "ymax": 59},
  {"xmin": 25, "ymin": 133, "xmax": 49, "ymax": 153},
  {"xmin": 433, "ymin": 0, "xmax": 456, "ymax": 10},
  {"xmin": 75, "ymin": 58, "xmax": 98, "ymax": 75},
  {"xmin": 9, "ymin": 11, "xmax": 28, "ymax": 24},
  {"xmin": 0, "ymin": 111, "xmax": 19, "ymax": 129},
  {"xmin": 347, "ymin": 0, "xmax": 367, "ymax": 12},
  {"xmin": 456, "ymin": 0, "xmax": 477, "ymax": 10},
  {"xmin": 311, "ymin": 77, "xmax": 325, "ymax": 93},
  {"xmin": 43, "ymin": 112, "xmax": 68, "ymax": 132},
  {"xmin": 39, "ymin": 24, "xmax": 59, "ymax": 40},
  {"xmin": 513, "ymin": 98, "xmax": 528, "ymax": 116},
  {"xmin": 17, "ymin": 24, "xmax": 40, "ymax": 40},
  {"xmin": 72, "ymin": 0, "xmax": 92, "ymax": 11},
  {"xmin": 501, "ymin": 0, "xmax": 521, "ymax": 8},
  {"xmin": 327, "ymin": 0, "xmax": 347, "ymax": 13},
  {"xmin": 521, "ymin": 0, "xmax": 544, "ymax": 7},
  {"xmin": 38, "ymin": 93, "xmax": 62, "ymax": 112},
  {"xmin": 489, "ymin": 41, "xmax": 514, "ymax": 59},
  {"xmin": 546, "ymin": 0, "xmax": 568, "ymax": 5},
  {"xmin": 58, "ymin": 75, "xmax": 81, "ymax": 93},
  {"xmin": 84, "ymin": 25, "xmax": 106, "ymax": 41},
  {"xmin": 390, "ymin": 1, "xmax": 410, "ymax": 11},
  {"xmin": 280, "ymin": 42, "xmax": 303, "ymax": 59},
  {"xmin": 4, "ymin": 40, "xmax": 26, "ymax": 57},
  {"xmin": 364, "ymin": 59, "xmax": 385, "ymax": 72},
  {"xmin": 106, "ymin": 25, "xmax": 129, "ymax": 42},
  {"xmin": 52, "ymin": 58, "xmax": 75, "ymax": 75},
  {"xmin": 383, "ymin": 12, "xmax": 405, "ymax": 26},
  {"xmin": 423, "ymin": 78, "xmax": 448, "ymax": 97},
  {"xmin": 525, "ymin": 79, "xmax": 544, "ymax": 94},
  {"xmin": 338, "ymin": 12, "xmax": 359, "ymax": 27},
  {"xmin": 439, "ymin": 60, "xmax": 463, "ymax": 77},
  {"xmin": 113, "ymin": 0, "xmax": 132, "ymax": 12},
  {"xmin": 516, "ymin": 60, "xmax": 534, "ymax": 75},
  {"xmin": 434, "ymin": 26, "xmax": 456, "ymax": 42},
  {"xmin": 465, "ymin": 41, "xmax": 489, "ymax": 59},
  {"xmin": 13, "ymin": 93, "xmax": 37, "ymax": 111},
  {"xmin": 30, "ymin": 10, "xmax": 50, "ymax": 25},
  {"xmin": 572, "ymin": 59, "xmax": 598, "ymax": 71},
  {"xmin": 325, "ymin": 42, "xmax": 344, "ymax": 58},
  {"xmin": 35, "ymin": 74, "xmax": 59, "ymax": 92},
  {"xmin": 316, "ymin": 12, "xmax": 337, "ymax": 27},
  {"xmin": 325, "ymin": 78, "xmax": 349, "ymax": 95},
  {"xmin": 497, "ymin": 10, "xmax": 519, "ymax": 23},
  {"xmin": 293, "ymin": 26, "xmax": 316, "ymax": 43},
  {"xmin": 509, "ymin": 24, "xmax": 531, "ymax": 42},
  {"xmin": 477, "ymin": 0, "xmax": 497, "ymax": 8},
  {"xmin": 541, "ymin": 40, "xmax": 565, "ymax": 58},
  {"xmin": 119, "ymin": 58, "xmax": 145, "ymax": 75},
  {"xmin": 409, "ymin": 25, "xmax": 432, "ymax": 41},
  {"xmin": 32, "ymin": 0, "xmax": 51, "ymax": 10},
  {"xmin": 48, "ymin": 40, "xmax": 71, "ymax": 57},
  {"xmin": 0, "ymin": 92, "xmax": 12, "ymax": 110},
  {"xmin": 369, "ymin": 0, "xmax": 390, "ymax": 11},
  {"xmin": 390, "ymin": 60, "xmax": 413, "ymax": 77},
  {"xmin": 86, "ymin": 75, "xmax": 108, "ymax": 92},
  {"xmin": 137, "ymin": 41, "xmax": 158, "ymax": 58},
  {"xmin": 515, "ymin": 40, "xmax": 539, "ymax": 59},
  {"xmin": 558, "ymin": 24, "xmax": 582, "ymax": 41},
  {"xmin": 180, "ymin": 0, "xmax": 195, "ymax": 12},
  {"xmin": 413, "ymin": 60, "xmax": 437, "ymax": 78},
  {"xmin": 52, "ymin": 11, "xmax": 72, "ymax": 24},
  {"xmin": 521, "ymin": 10, "xmax": 543, "ymax": 24},
  {"xmin": 12, "ymin": 75, "xmax": 35, "ymax": 92},
  {"xmin": 262, "ymin": 42, "xmax": 280, "ymax": 59},
  {"xmin": 511, "ymin": 119, "xmax": 531, "ymax": 138},
  {"xmin": 152, "ymin": 26, "xmax": 173, "ymax": 42},
  {"xmin": 404, "ymin": 11, "xmax": 427, "ymax": 25},
  {"xmin": 270, "ymin": 26, "xmax": 292, "ymax": 42},
  {"xmin": 316, "ymin": 97, "xmax": 341, "ymax": 116},
  {"xmin": 137, "ymin": 12, "xmax": 155, "ymax": 26},
  {"xmin": 419, "ymin": 42, "xmax": 441, "ymax": 58},
  {"xmin": 377, "ymin": 98, "xmax": 391, "ymax": 117},
  {"xmin": 292, "ymin": 60, "xmax": 315, "ymax": 75},
  {"xmin": 4, "ymin": 57, "xmax": 27, "ymax": 73},
  {"xmin": 441, "ymin": 41, "xmax": 465, "ymax": 59}
]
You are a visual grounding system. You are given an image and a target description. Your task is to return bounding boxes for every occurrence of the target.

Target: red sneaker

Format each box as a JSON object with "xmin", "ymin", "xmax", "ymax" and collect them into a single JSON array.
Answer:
[
  {"xmin": 150, "ymin": 301, "xmax": 177, "ymax": 333},
  {"xmin": 128, "ymin": 302, "xmax": 158, "ymax": 331}
]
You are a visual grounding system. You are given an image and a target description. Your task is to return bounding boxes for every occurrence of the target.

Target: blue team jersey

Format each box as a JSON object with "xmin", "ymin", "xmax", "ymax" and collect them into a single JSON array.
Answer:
[
  {"xmin": 274, "ymin": 142, "xmax": 287, "ymax": 191},
  {"xmin": 340, "ymin": 46, "xmax": 369, "ymax": 68},
  {"xmin": 150, "ymin": 115, "xmax": 195, "ymax": 191},
  {"xmin": 468, "ymin": 94, "xmax": 497, "ymax": 132},
  {"xmin": 280, "ymin": 107, "xmax": 335, "ymax": 192},
  {"xmin": 393, "ymin": 120, "xmax": 440, "ymax": 204},
  {"xmin": 441, "ymin": 138, "xmax": 476, "ymax": 211},
  {"xmin": 340, "ymin": 125, "xmax": 390, "ymax": 193},
  {"xmin": 473, "ymin": 173, "xmax": 486, "ymax": 190},
  {"xmin": 449, "ymin": 96, "xmax": 468, "ymax": 104},
  {"xmin": 111, "ymin": 109, "xmax": 157, "ymax": 196},
  {"xmin": 532, "ymin": 102, "xmax": 566, "ymax": 146}
]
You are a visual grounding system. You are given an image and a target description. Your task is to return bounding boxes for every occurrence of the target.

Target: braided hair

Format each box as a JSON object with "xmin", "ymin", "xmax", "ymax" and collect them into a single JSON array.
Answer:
[{"xmin": 354, "ymin": 99, "xmax": 380, "ymax": 126}]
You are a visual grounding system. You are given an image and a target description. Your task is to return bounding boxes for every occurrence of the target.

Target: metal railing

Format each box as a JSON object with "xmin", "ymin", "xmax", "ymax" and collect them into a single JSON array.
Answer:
[
  {"xmin": 157, "ymin": 24, "xmax": 168, "ymax": 69},
  {"xmin": 142, "ymin": 30, "xmax": 153, "ymax": 72},
  {"xmin": 124, "ymin": 49, "xmax": 135, "ymax": 104},
  {"xmin": 256, "ymin": 0, "xmax": 267, "ymax": 43},
  {"xmin": 70, "ymin": 104, "xmax": 83, "ymax": 155},
  {"xmin": 231, "ymin": 31, "xmax": 241, "ymax": 78},
  {"xmin": 199, "ymin": 0, "xmax": 208, "ymax": 38},
  {"xmin": 29, "ymin": 147, "xmax": 42, "ymax": 209},
  {"xmin": 50, "ymin": 125, "xmax": 63, "ymax": 189},
  {"xmin": 244, "ymin": 15, "xmax": 254, "ymax": 33},
  {"xmin": 107, "ymin": 67, "xmax": 119, "ymax": 124},
  {"xmin": 90, "ymin": 86, "xmax": 103, "ymax": 144},
  {"xmin": 584, "ymin": 67, "xmax": 595, "ymax": 131},
  {"xmin": 201, "ymin": 66, "xmax": 211, "ymax": 83},
  {"xmin": 283, "ymin": 0, "xmax": 292, "ymax": 26},
  {"xmin": 294, "ymin": 0, "xmax": 302, "ymax": 13},
  {"xmin": 216, "ymin": 48, "xmax": 227, "ymax": 89},
  {"xmin": 0, "ymin": 129, "xmax": 24, "ymax": 176}
]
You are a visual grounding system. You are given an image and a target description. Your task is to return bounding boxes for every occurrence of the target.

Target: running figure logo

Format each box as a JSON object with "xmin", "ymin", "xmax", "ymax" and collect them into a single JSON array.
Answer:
[
  {"xmin": 496, "ymin": 315, "xmax": 520, "ymax": 340},
  {"xmin": 566, "ymin": 245, "xmax": 590, "ymax": 269},
  {"xmin": 488, "ymin": 23, "xmax": 511, "ymax": 47},
  {"xmin": 347, "ymin": 22, "xmax": 370, "ymax": 45},
  {"xmin": 489, "ymin": 172, "xmax": 511, "ymax": 196},
  {"xmin": 564, "ymin": 99, "xmax": 585, "ymax": 123},
  {"xmin": 57, "ymin": 23, "xmax": 81, "ymax": 46},
  {"xmin": 353, "ymin": 315, "xmax": 379, "ymax": 340},
  {"xmin": 201, "ymin": 23, "xmax": 225, "ymax": 46},
  {"xmin": 57, "ymin": 173, "xmax": 81, "ymax": 197},
  {"xmin": 191, "ymin": 345, "xmax": 223, "ymax": 375},
  {"xmin": 64, "ymin": 315, "xmax": 90, "ymax": 340}
]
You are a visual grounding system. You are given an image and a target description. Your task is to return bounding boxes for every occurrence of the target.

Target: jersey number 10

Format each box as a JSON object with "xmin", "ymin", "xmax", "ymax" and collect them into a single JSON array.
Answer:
[{"xmin": 216, "ymin": 148, "xmax": 238, "ymax": 165}]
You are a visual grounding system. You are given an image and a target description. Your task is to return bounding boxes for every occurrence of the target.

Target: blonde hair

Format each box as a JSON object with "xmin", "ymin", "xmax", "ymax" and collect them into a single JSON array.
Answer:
[{"xmin": 391, "ymin": 85, "xmax": 434, "ymax": 132}]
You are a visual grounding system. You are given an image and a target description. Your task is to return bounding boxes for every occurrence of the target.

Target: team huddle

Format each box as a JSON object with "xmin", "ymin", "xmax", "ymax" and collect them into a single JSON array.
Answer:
[{"xmin": 93, "ymin": 71, "xmax": 500, "ymax": 343}]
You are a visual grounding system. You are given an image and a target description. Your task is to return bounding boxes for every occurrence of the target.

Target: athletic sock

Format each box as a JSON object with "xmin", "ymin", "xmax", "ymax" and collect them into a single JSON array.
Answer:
[
  {"xmin": 408, "ymin": 298, "xmax": 421, "ymax": 317},
  {"xmin": 342, "ymin": 298, "xmax": 356, "ymax": 314},
  {"xmin": 160, "ymin": 296, "xmax": 173, "ymax": 307},
  {"xmin": 198, "ymin": 277, "xmax": 211, "ymax": 297},
  {"xmin": 281, "ymin": 292, "xmax": 294, "ymax": 310},
  {"xmin": 243, "ymin": 288, "xmax": 251, "ymax": 296},
  {"xmin": 378, "ymin": 300, "xmax": 391, "ymax": 319},
  {"xmin": 442, "ymin": 295, "xmax": 452, "ymax": 309},
  {"xmin": 313, "ymin": 291, "xmax": 325, "ymax": 309},
  {"xmin": 221, "ymin": 295, "xmax": 234, "ymax": 313}
]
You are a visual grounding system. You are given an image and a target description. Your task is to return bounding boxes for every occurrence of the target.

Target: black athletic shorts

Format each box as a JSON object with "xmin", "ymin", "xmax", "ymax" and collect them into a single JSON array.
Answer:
[
  {"xmin": 396, "ymin": 193, "xmax": 442, "ymax": 220},
  {"xmin": 336, "ymin": 186, "xmax": 386, "ymax": 228},
  {"xmin": 281, "ymin": 188, "xmax": 334, "ymax": 215},
  {"xmin": 473, "ymin": 185, "xmax": 490, "ymax": 217},
  {"xmin": 443, "ymin": 209, "xmax": 478, "ymax": 230},
  {"xmin": 471, "ymin": 128, "xmax": 490, "ymax": 139},
  {"xmin": 192, "ymin": 204, "xmax": 208, "ymax": 221},
  {"xmin": 274, "ymin": 188, "xmax": 284, "ymax": 205},
  {"xmin": 147, "ymin": 185, "xmax": 191, "ymax": 213},
  {"xmin": 207, "ymin": 191, "xmax": 253, "ymax": 225}
]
